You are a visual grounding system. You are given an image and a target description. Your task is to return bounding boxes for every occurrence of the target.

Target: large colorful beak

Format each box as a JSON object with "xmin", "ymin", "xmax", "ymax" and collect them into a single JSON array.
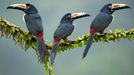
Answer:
[
  {"xmin": 110, "ymin": 3, "xmax": 130, "ymax": 10},
  {"xmin": 7, "ymin": 4, "xmax": 27, "ymax": 10},
  {"xmin": 71, "ymin": 12, "xmax": 90, "ymax": 20}
]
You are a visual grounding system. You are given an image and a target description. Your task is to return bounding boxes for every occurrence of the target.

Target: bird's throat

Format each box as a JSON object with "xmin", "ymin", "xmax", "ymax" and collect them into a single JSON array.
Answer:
[{"xmin": 53, "ymin": 39, "xmax": 60, "ymax": 45}]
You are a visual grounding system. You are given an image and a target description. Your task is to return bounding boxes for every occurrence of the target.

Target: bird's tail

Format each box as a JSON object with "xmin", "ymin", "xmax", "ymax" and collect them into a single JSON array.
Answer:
[
  {"xmin": 83, "ymin": 28, "xmax": 95, "ymax": 59},
  {"xmin": 50, "ymin": 43, "xmax": 59, "ymax": 66},
  {"xmin": 36, "ymin": 37, "xmax": 47, "ymax": 63}
]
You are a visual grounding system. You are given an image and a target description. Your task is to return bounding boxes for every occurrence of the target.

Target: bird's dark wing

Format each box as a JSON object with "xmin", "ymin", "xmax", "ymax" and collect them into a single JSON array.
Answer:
[
  {"xmin": 91, "ymin": 13, "xmax": 113, "ymax": 32},
  {"xmin": 54, "ymin": 24, "xmax": 74, "ymax": 40},
  {"xmin": 24, "ymin": 14, "xmax": 43, "ymax": 35}
]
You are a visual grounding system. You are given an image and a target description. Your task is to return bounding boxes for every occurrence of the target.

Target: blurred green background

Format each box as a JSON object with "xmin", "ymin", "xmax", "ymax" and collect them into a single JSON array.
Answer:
[{"xmin": 0, "ymin": 0, "xmax": 134, "ymax": 75}]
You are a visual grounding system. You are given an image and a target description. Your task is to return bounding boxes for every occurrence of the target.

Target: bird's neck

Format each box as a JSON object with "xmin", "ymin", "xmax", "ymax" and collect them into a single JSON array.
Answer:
[
  {"xmin": 100, "ymin": 11, "xmax": 113, "ymax": 15},
  {"xmin": 26, "ymin": 12, "xmax": 38, "ymax": 15},
  {"xmin": 25, "ymin": 12, "xmax": 38, "ymax": 16},
  {"xmin": 25, "ymin": 9, "xmax": 38, "ymax": 15},
  {"xmin": 100, "ymin": 9, "xmax": 113, "ymax": 15},
  {"xmin": 60, "ymin": 19, "xmax": 73, "ymax": 24}
]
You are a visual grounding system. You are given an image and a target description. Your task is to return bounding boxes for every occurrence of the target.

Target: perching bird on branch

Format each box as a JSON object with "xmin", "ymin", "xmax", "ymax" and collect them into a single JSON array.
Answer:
[
  {"xmin": 83, "ymin": 3, "xmax": 130, "ymax": 58},
  {"xmin": 7, "ymin": 3, "xmax": 47, "ymax": 63},
  {"xmin": 51, "ymin": 13, "xmax": 90, "ymax": 65}
]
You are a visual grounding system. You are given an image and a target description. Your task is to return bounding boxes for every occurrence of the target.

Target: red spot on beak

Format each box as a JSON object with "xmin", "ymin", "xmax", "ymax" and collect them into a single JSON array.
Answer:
[
  {"xmin": 38, "ymin": 32, "xmax": 43, "ymax": 40},
  {"xmin": 89, "ymin": 28, "xmax": 95, "ymax": 35}
]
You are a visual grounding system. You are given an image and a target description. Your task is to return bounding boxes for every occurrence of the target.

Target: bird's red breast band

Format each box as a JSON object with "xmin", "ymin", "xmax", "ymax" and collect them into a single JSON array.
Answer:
[
  {"xmin": 89, "ymin": 28, "xmax": 95, "ymax": 35},
  {"xmin": 53, "ymin": 39, "xmax": 60, "ymax": 45},
  {"xmin": 38, "ymin": 32, "xmax": 43, "ymax": 40}
]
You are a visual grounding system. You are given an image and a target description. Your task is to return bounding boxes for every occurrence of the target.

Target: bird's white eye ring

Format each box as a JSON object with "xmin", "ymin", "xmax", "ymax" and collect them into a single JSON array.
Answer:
[
  {"xmin": 108, "ymin": 5, "xmax": 112, "ymax": 9},
  {"xmin": 67, "ymin": 15, "xmax": 71, "ymax": 18},
  {"xmin": 108, "ymin": 5, "xmax": 114, "ymax": 12},
  {"xmin": 26, "ymin": 6, "xmax": 30, "ymax": 9}
]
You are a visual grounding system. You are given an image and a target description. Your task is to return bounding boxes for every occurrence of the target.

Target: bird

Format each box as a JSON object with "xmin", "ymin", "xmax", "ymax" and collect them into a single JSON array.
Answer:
[
  {"xmin": 7, "ymin": 3, "xmax": 47, "ymax": 63},
  {"xmin": 51, "ymin": 13, "xmax": 90, "ymax": 65},
  {"xmin": 83, "ymin": 3, "xmax": 130, "ymax": 59}
]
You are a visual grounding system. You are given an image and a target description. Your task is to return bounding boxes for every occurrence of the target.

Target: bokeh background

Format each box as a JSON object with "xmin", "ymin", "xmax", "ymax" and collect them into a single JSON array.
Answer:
[{"xmin": 0, "ymin": 0, "xmax": 134, "ymax": 75}]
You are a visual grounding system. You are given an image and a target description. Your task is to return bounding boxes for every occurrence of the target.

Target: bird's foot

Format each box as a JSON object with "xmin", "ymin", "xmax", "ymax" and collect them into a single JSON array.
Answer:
[
  {"xmin": 95, "ymin": 33, "xmax": 106, "ymax": 37},
  {"xmin": 63, "ymin": 38, "xmax": 69, "ymax": 43}
]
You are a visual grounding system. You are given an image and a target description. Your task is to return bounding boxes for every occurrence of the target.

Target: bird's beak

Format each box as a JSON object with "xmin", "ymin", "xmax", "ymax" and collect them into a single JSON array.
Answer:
[
  {"xmin": 71, "ymin": 12, "xmax": 90, "ymax": 20},
  {"xmin": 7, "ymin": 4, "xmax": 27, "ymax": 10},
  {"xmin": 110, "ymin": 3, "xmax": 130, "ymax": 10}
]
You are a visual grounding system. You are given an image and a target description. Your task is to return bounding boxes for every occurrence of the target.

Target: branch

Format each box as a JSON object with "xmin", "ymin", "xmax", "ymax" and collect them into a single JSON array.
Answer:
[{"xmin": 0, "ymin": 17, "xmax": 134, "ymax": 52}]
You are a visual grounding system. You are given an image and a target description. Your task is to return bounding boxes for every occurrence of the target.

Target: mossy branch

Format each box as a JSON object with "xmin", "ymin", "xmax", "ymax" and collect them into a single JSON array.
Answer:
[
  {"xmin": 0, "ymin": 17, "xmax": 134, "ymax": 52},
  {"xmin": 1, "ymin": 16, "xmax": 134, "ymax": 75}
]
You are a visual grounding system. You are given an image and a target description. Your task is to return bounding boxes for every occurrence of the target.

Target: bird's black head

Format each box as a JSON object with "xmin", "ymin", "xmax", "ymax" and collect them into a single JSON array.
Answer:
[
  {"xmin": 100, "ymin": 3, "xmax": 130, "ymax": 14},
  {"xmin": 60, "ymin": 12, "xmax": 90, "ymax": 23},
  {"xmin": 7, "ymin": 3, "xmax": 38, "ymax": 14}
]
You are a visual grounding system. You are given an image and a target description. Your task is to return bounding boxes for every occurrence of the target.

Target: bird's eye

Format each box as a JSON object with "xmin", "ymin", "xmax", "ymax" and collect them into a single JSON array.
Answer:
[
  {"xmin": 27, "ymin": 6, "xmax": 30, "ymax": 9},
  {"xmin": 108, "ymin": 5, "xmax": 112, "ymax": 9},
  {"xmin": 67, "ymin": 15, "xmax": 71, "ymax": 18},
  {"xmin": 108, "ymin": 5, "xmax": 114, "ymax": 12}
]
